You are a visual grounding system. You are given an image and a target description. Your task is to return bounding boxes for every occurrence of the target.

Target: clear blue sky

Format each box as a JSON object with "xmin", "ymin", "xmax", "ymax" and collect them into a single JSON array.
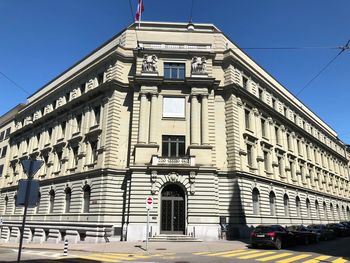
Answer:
[{"xmin": 0, "ymin": 0, "xmax": 349, "ymax": 142}]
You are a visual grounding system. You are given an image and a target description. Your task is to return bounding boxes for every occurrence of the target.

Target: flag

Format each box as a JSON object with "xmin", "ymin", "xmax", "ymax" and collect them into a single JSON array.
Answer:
[{"xmin": 135, "ymin": 0, "xmax": 144, "ymax": 22}]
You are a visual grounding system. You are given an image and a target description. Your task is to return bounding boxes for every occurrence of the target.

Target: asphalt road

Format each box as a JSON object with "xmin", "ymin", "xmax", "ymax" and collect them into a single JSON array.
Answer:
[{"xmin": 0, "ymin": 237, "xmax": 349, "ymax": 263}]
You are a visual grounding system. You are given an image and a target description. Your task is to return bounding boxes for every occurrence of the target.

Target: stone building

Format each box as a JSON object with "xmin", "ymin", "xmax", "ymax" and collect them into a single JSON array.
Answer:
[{"xmin": 0, "ymin": 22, "xmax": 349, "ymax": 243}]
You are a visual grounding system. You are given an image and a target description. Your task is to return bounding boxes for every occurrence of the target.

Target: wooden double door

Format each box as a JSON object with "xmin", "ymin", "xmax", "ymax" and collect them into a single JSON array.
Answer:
[{"xmin": 160, "ymin": 184, "xmax": 185, "ymax": 234}]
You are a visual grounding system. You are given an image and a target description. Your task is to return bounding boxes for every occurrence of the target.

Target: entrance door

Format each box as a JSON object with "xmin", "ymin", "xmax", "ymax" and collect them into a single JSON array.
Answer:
[{"xmin": 161, "ymin": 184, "xmax": 185, "ymax": 234}]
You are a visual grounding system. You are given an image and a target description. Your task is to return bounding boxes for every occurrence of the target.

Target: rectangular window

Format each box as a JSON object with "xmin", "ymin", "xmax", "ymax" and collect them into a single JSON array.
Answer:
[
  {"xmin": 242, "ymin": 76, "xmax": 248, "ymax": 89},
  {"xmin": 0, "ymin": 165, "xmax": 3, "ymax": 177},
  {"xmin": 261, "ymin": 119, "xmax": 266, "ymax": 137},
  {"xmin": 275, "ymin": 127, "xmax": 280, "ymax": 144},
  {"xmin": 297, "ymin": 139, "xmax": 301, "ymax": 155},
  {"xmin": 278, "ymin": 156, "xmax": 283, "ymax": 175},
  {"xmin": 0, "ymin": 131, "xmax": 4, "ymax": 142},
  {"xmin": 94, "ymin": 106, "xmax": 101, "ymax": 125},
  {"xmin": 80, "ymin": 83, "xmax": 86, "ymax": 94},
  {"xmin": 162, "ymin": 135, "xmax": 185, "ymax": 157},
  {"xmin": 97, "ymin": 72, "xmax": 104, "ymax": 85},
  {"xmin": 72, "ymin": 146, "xmax": 79, "ymax": 167},
  {"xmin": 263, "ymin": 151, "xmax": 269, "ymax": 171},
  {"xmin": 76, "ymin": 114, "xmax": 82, "ymax": 132},
  {"xmin": 61, "ymin": 122, "xmax": 66, "ymax": 137},
  {"xmin": 286, "ymin": 133, "xmax": 291, "ymax": 150},
  {"xmin": 1, "ymin": 146, "xmax": 7, "ymax": 158},
  {"xmin": 247, "ymin": 144, "xmax": 253, "ymax": 166},
  {"xmin": 90, "ymin": 141, "xmax": 98, "ymax": 163},
  {"xmin": 272, "ymin": 98, "xmax": 276, "ymax": 109},
  {"xmin": 245, "ymin": 109, "xmax": 250, "ymax": 129},
  {"xmin": 164, "ymin": 63, "xmax": 185, "ymax": 80},
  {"xmin": 5, "ymin": 128, "xmax": 10, "ymax": 139},
  {"xmin": 163, "ymin": 97, "xmax": 185, "ymax": 118},
  {"xmin": 258, "ymin": 88, "xmax": 263, "ymax": 100}
]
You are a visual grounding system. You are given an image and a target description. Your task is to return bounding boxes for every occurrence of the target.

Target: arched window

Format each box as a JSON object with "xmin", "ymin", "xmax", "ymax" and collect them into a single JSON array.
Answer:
[
  {"xmin": 65, "ymin": 188, "xmax": 71, "ymax": 213},
  {"xmin": 336, "ymin": 204, "xmax": 340, "ymax": 220},
  {"xmin": 269, "ymin": 191, "xmax": 276, "ymax": 216},
  {"xmin": 296, "ymin": 196, "xmax": 301, "ymax": 217},
  {"xmin": 83, "ymin": 185, "xmax": 91, "ymax": 213},
  {"xmin": 330, "ymin": 203, "xmax": 334, "ymax": 220},
  {"xmin": 306, "ymin": 198, "xmax": 311, "ymax": 218},
  {"xmin": 283, "ymin": 194, "xmax": 289, "ymax": 216},
  {"xmin": 323, "ymin": 202, "xmax": 327, "ymax": 219},
  {"xmin": 347, "ymin": 206, "xmax": 350, "ymax": 220},
  {"xmin": 36, "ymin": 192, "xmax": 41, "ymax": 213},
  {"xmin": 342, "ymin": 206, "xmax": 345, "ymax": 220},
  {"xmin": 315, "ymin": 200, "xmax": 320, "ymax": 218},
  {"xmin": 49, "ymin": 190, "xmax": 55, "ymax": 213},
  {"xmin": 252, "ymin": 188, "xmax": 260, "ymax": 215}
]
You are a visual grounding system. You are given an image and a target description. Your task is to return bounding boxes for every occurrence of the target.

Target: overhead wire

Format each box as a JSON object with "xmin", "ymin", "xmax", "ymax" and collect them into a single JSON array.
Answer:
[{"xmin": 0, "ymin": 71, "xmax": 30, "ymax": 96}]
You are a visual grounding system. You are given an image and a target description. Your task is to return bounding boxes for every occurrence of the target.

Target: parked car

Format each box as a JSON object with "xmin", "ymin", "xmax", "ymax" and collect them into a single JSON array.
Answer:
[
  {"xmin": 307, "ymin": 224, "xmax": 335, "ymax": 240},
  {"xmin": 339, "ymin": 221, "xmax": 350, "ymax": 235},
  {"xmin": 326, "ymin": 223, "xmax": 348, "ymax": 237},
  {"xmin": 251, "ymin": 225, "xmax": 294, "ymax": 249},
  {"xmin": 286, "ymin": 225, "xmax": 320, "ymax": 245}
]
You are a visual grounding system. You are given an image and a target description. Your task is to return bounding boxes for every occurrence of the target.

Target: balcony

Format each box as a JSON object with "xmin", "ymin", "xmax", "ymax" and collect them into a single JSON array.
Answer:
[{"xmin": 151, "ymin": 155, "xmax": 195, "ymax": 166}]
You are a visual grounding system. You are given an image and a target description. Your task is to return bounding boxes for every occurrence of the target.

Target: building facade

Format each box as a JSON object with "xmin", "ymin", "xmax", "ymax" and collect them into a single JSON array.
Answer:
[{"xmin": 0, "ymin": 22, "xmax": 349, "ymax": 243}]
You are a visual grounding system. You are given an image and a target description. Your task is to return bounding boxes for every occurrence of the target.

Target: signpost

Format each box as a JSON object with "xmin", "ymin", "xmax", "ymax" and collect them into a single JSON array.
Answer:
[
  {"xmin": 17, "ymin": 159, "xmax": 43, "ymax": 263},
  {"xmin": 145, "ymin": 196, "xmax": 153, "ymax": 252}
]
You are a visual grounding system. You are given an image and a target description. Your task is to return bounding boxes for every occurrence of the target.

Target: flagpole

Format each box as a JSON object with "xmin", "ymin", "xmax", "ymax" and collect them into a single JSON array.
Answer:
[{"xmin": 138, "ymin": 0, "xmax": 142, "ymax": 29}]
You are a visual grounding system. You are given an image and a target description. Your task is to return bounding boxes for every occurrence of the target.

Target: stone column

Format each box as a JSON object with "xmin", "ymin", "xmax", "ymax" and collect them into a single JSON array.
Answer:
[
  {"xmin": 201, "ymin": 94, "xmax": 209, "ymax": 145},
  {"xmin": 138, "ymin": 92, "xmax": 148, "ymax": 144},
  {"xmin": 149, "ymin": 93, "xmax": 158, "ymax": 144},
  {"xmin": 190, "ymin": 95, "xmax": 200, "ymax": 145}
]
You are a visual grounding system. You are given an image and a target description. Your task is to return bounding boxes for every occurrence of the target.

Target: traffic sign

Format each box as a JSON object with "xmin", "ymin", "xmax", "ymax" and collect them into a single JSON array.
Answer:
[
  {"xmin": 16, "ymin": 179, "xmax": 40, "ymax": 207},
  {"xmin": 21, "ymin": 159, "xmax": 43, "ymax": 178},
  {"xmin": 146, "ymin": 197, "xmax": 153, "ymax": 210}
]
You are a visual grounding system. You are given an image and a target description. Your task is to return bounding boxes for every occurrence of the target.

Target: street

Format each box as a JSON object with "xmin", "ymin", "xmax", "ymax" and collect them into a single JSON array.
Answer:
[{"xmin": 0, "ymin": 237, "xmax": 349, "ymax": 263}]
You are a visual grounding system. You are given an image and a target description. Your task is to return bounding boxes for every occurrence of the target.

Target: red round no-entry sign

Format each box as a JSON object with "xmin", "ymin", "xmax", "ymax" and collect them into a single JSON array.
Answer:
[{"xmin": 146, "ymin": 197, "xmax": 153, "ymax": 209}]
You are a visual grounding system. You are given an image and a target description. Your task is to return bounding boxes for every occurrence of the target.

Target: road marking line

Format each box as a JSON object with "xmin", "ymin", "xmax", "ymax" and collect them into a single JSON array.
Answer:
[
  {"xmin": 238, "ymin": 251, "xmax": 277, "ymax": 259},
  {"xmin": 90, "ymin": 253, "xmax": 137, "ymax": 260},
  {"xmin": 97, "ymin": 253, "xmax": 150, "ymax": 259},
  {"xmin": 78, "ymin": 255, "xmax": 122, "ymax": 262},
  {"xmin": 257, "ymin": 252, "xmax": 294, "ymax": 261},
  {"xmin": 276, "ymin": 254, "xmax": 312, "ymax": 263},
  {"xmin": 193, "ymin": 251, "xmax": 212, "ymax": 255},
  {"xmin": 222, "ymin": 250, "xmax": 262, "ymax": 258},
  {"xmin": 206, "ymin": 249, "xmax": 247, "ymax": 256},
  {"xmin": 332, "ymin": 258, "xmax": 348, "ymax": 263},
  {"xmin": 303, "ymin": 255, "xmax": 332, "ymax": 263}
]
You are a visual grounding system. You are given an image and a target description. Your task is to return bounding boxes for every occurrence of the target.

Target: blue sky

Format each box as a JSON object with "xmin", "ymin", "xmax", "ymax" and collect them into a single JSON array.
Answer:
[{"xmin": 0, "ymin": 0, "xmax": 349, "ymax": 142}]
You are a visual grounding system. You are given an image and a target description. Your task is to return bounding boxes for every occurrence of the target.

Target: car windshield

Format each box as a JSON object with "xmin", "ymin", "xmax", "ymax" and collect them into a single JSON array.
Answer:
[{"xmin": 254, "ymin": 226, "xmax": 274, "ymax": 233}]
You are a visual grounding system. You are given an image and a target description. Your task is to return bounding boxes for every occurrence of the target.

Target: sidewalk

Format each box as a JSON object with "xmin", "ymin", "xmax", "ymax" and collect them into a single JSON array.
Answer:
[{"xmin": 0, "ymin": 240, "xmax": 249, "ymax": 254}]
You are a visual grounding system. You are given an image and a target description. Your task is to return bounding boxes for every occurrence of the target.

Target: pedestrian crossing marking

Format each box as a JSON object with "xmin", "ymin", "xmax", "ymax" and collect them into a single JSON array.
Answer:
[
  {"xmin": 257, "ymin": 252, "xmax": 294, "ymax": 261},
  {"xmin": 332, "ymin": 258, "xmax": 348, "ymax": 263},
  {"xmin": 78, "ymin": 255, "xmax": 122, "ymax": 262},
  {"xmin": 276, "ymin": 254, "xmax": 312, "ymax": 263},
  {"xmin": 303, "ymin": 255, "xmax": 332, "ymax": 263},
  {"xmin": 222, "ymin": 250, "xmax": 263, "ymax": 258},
  {"xmin": 89, "ymin": 253, "xmax": 139, "ymax": 261},
  {"xmin": 207, "ymin": 249, "xmax": 247, "ymax": 256},
  {"xmin": 238, "ymin": 251, "xmax": 277, "ymax": 259}
]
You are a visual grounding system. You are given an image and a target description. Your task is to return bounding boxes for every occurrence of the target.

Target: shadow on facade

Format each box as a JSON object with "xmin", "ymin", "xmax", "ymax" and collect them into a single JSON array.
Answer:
[{"xmin": 226, "ymin": 175, "xmax": 251, "ymax": 241}]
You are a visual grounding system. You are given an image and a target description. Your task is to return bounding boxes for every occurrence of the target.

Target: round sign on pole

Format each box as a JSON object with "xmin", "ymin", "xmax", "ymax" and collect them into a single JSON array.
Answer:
[{"xmin": 146, "ymin": 197, "xmax": 153, "ymax": 210}]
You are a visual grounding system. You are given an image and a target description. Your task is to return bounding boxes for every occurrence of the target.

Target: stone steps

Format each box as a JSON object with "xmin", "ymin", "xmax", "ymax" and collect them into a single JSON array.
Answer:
[{"xmin": 149, "ymin": 235, "xmax": 202, "ymax": 242}]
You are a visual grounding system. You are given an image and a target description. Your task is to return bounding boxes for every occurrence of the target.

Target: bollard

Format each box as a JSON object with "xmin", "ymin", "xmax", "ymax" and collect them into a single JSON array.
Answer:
[{"xmin": 63, "ymin": 239, "xmax": 68, "ymax": 256}]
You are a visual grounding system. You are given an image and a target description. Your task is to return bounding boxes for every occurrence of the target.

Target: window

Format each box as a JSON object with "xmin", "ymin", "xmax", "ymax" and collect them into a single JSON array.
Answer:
[
  {"xmin": 36, "ymin": 192, "xmax": 41, "ymax": 213},
  {"xmin": 61, "ymin": 122, "xmax": 66, "ymax": 137},
  {"xmin": 247, "ymin": 144, "xmax": 253, "ymax": 167},
  {"xmin": 272, "ymin": 98, "xmax": 276, "ymax": 109},
  {"xmin": 347, "ymin": 206, "xmax": 350, "ymax": 220},
  {"xmin": 284, "ymin": 194, "xmax": 289, "ymax": 216},
  {"xmin": 330, "ymin": 203, "xmax": 334, "ymax": 219},
  {"xmin": 5, "ymin": 128, "xmax": 10, "ymax": 139},
  {"xmin": 48, "ymin": 128, "xmax": 53, "ymax": 141},
  {"xmin": 269, "ymin": 191, "xmax": 276, "ymax": 216},
  {"xmin": 4, "ymin": 196, "xmax": 8, "ymax": 214},
  {"xmin": 245, "ymin": 109, "xmax": 250, "ymax": 129},
  {"xmin": 162, "ymin": 135, "xmax": 185, "ymax": 157},
  {"xmin": 278, "ymin": 156, "xmax": 283, "ymax": 175},
  {"xmin": 72, "ymin": 146, "xmax": 79, "ymax": 167},
  {"xmin": 306, "ymin": 198, "xmax": 311, "ymax": 218},
  {"xmin": 83, "ymin": 185, "xmax": 91, "ymax": 213},
  {"xmin": 97, "ymin": 72, "xmax": 104, "ymax": 85},
  {"xmin": 275, "ymin": 127, "xmax": 280, "ymax": 144},
  {"xmin": 49, "ymin": 190, "xmax": 55, "ymax": 213},
  {"xmin": 65, "ymin": 92, "xmax": 70, "ymax": 103},
  {"xmin": 258, "ymin": 88, "xmax": 263, "ymax": 100},
  {"xmin": 252, "ymin": 188, "xmax": 260, "ymax": 215},
  {"xmin": 261, "ymin": 119, "xmax": 266, "ymax": 137},
  {"xmin": 323, "ymin": 202, "xmax": 327, "ymax": 219},
  {"xmin": 296, "ymin": 196, "xmax": 301, "ymax": 217},
  {"xmin": 80, "ymin": 83, "xmax": 86, "ymax": 94},
  {"xmin": 0, "ymin": 131, "xmax": 4, "ymax": 141},
  {"xmin": 337, "ymin": 205, "xmax": 340, "ymax": 220},
  {"xmin": 286, "ymin": 133, "xmax": 291, "ymax": 150},
  {"xmin": 57, "ymin": 151, "xmax": 63, "ymax": 171},
  {"xmin": 76, "ymin": 114, "xmax": 82, "ymax": 132},
  {"xmin": 1, "ymin": 146, "xmax": 7, "ymax": 158},
  {"xmin": 93, "ymin": 106, "xmax": 101, "ymax": 125},
  {"xmin": 36, "ymin": 133, "xmax": 41, "ymax": 147},
  {"xmin": 0, "ymin": 165, "xmax": 3, "ymax": 177},
  {"xmin": 263, "ymin": 151, "xmax": 269, "ymax": 171},
  {"xmin": 90, "ymin": 141, "xmax": 98, "ymax": 163},
  {"xmin": 65, "ymin": 188, "xmax": 71, "ymax": 213},
  {"xmin": 242, "ymin": 76, "xmax": 248, "ymax": 89},
  {"xmin": 163, "ymin": 97, "xmax": 185, "ymax": 118},
  {"xmin": 164, "ymin": 63, "xmax": 185, "ymax": 79},
  {"xmin": 315, "ymin": 200, "xmax": 320, "ymax": 218}
]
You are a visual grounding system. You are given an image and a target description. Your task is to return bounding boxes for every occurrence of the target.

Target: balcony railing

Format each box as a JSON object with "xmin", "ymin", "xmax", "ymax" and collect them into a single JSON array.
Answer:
[{"xmin": 151, "ymin": 155, "xmax": 195, "ymax": 166}]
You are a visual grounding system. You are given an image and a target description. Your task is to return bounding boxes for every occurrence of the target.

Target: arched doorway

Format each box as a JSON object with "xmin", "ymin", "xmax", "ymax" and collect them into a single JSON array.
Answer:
[{"xmin": 160, "ymin": 184, "xmax": 185, "ymax": 234}]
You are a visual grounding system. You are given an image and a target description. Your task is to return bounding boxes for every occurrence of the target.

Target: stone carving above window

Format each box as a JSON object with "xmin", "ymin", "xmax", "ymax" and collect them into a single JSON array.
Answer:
[{"xmin": 141, "ymin": 54, "xmax": 158, "ymax": 72}]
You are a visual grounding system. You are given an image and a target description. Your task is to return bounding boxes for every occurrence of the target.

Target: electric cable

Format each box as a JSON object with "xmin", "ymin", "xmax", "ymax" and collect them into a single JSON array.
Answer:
[{"xmin": 0, "ymin": 71, "xmax": 30, "ymax": 95}]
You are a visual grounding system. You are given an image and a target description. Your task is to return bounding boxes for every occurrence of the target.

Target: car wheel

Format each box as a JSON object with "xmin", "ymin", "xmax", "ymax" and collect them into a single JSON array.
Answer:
[
  {"xmin": 251, "ymin": 243, "xmax": 257, "ymax": 249},
  {"xmin": 275, "ymin": 237, "xmax": 282, "ymax": 250},
  {"xmin": 304, "ymin": 237, "xmax": 310, "ymax": 245}
]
